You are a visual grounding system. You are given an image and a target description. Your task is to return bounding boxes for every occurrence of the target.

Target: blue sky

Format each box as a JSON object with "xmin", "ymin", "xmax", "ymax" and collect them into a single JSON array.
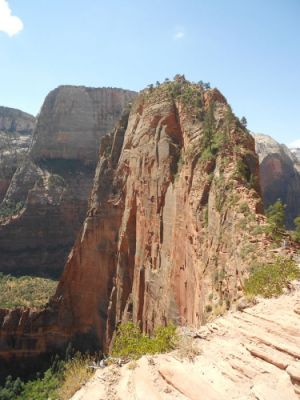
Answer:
[{"xmin": 0, "ymin": 0, "xmax": 299, "ymax": 145}]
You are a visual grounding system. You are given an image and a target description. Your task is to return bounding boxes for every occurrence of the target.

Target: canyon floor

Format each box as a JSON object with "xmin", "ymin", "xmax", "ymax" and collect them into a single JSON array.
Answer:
[{"xmin": 71, "ymin": 279, "xmax": 300, "ymax": 400}]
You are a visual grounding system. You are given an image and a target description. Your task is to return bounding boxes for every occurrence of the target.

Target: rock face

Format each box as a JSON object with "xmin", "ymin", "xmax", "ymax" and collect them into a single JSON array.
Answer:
[
  {"xmin": 0, "ymin": 106, "xmax": 35, "ymax": 135},
  {"xmin": 0, "ymin": 107, "xmax": 35, "ymax": 202},
  {"xmin": 0, "ymin": 86, "xmax": 136, "ymax": 277},
  {"xmin": 0, "ymin": 79, "xmax": 271, "ymax": 378},
  {"xmin": 30, "ymin": 86, "xmax": 133, "ymax": 166},
  {"xmin": 290, "ymin": 147, "xmax": 300, "ymax": 163},
  {"xmin": 254, "ymin": 133, "xmax": 300, "ymax": 228}
]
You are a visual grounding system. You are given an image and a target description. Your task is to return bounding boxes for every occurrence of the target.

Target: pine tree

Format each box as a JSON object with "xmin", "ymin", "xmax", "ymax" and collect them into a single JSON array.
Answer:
[
  {"xmin": 265, "ymin": 199, "xmax": 286, "ymax": 240},
  {"xmin": 241, "ymin": 116, "xmax": 247, "ymax": 127}
]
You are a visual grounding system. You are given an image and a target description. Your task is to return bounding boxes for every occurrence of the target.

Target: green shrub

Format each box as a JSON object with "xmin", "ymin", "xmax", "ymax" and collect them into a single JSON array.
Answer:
[
  {"xmin": 264, "ymin": 199, "xmax": 286, "ymax": 240},
  {"xmin": 292, "ymin": 216, "xmax": 300, "ymax": 242},
  {"xmin": 240, "ymin": 243, "xmax": 255, "ymax": 259},
  {"xmin": 211, "ymin": 131, "xmax": 226, "ymax": 152},
  {"xmin": 57, "ymin": 353, "xmax": 93, "ymax": 400},
  {"xmin": 0, "ymin": 368, "xmax": 59, "ymax": 400},
  {"xmin": 205, "ymin": 304, "xmax": 212, "ymax": 313},
  {"xmin": 0, "ymin": 201, "xmax": 24, "ymax": 218},
  {"xmin": 252, "ymin": 225, "xmax": 265, "ymax": 235},
  {"xmin": 0, "ymin": 376, "xmax": 24, "ymax": 400},
  {"xmin": 0, "ymin": 353, "xmax": 92, "ymax": 400},
  {"xmin": 111, "ymin": 322, "xmax": 177, "ymax": 359},
  {"xmin": 249, "ymin": 173, "xmax": 258, "ymax": 189},
  {"xmin": 244, "ymin": 257, "xmax": 300, "ymax": 298},
  {"xmin": 204, "ymin": 207, "xmax": 209, "ymax": 226},
  {"xmin": 234, "ymin": 158, "xmax": 248, "ymax": 181},
  {"xmin": 214, "ymin": 175, "xmax": 226, "ymax": 212},
  {"xmin": 200, "ymin": 147, "xmax": 214, "ymax": 162},
  {"xmin": 239, "ymin": 202, "xmax": 250, "ymax": 214},
  {"xmin": 18, "ymin": 368, "xmax": 60, "ymax": 400},
  {"xmin": 48, "ymin": 174, "xmax": 65, "ymax": 188}
]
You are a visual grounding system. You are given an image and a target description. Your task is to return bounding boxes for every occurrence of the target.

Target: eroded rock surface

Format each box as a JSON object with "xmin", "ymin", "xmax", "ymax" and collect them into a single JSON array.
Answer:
[
  {"xmin": 71, "ymin": 280, "xmax": 300, "ymax": 400},
  {"xmin": 0, "ymin": 80, "xmax": 275, "ymax": 378},
  {"xmin": 0, "ymin": 106, "xmax": 35, "ymax": 135},
  {"xmin": 30, "ymin": 86, "xmax": 134, "ymax": 166},
  {"xmin": 0, "ymin": 106, "xmax": 35, "ymax": 202},
  {"xmin": 254, "ymin": 133, "xmax": 300, "ymax": 227},
  {"xmin": 0, "ymin": 86, "xmax": 136, "ymax": 276}
]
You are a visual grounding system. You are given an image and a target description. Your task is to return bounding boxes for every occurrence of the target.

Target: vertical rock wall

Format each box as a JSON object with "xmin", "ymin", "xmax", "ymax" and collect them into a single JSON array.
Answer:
[{"xmin": 0, "ymin": 86, "xmax": 136, "ymax": 277}]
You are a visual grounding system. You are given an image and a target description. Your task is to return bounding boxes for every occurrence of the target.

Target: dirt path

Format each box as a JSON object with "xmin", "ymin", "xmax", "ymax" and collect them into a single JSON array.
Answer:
[{"xmin": 71, "ymin": 281, "xmax": 300, "ymax": 399}]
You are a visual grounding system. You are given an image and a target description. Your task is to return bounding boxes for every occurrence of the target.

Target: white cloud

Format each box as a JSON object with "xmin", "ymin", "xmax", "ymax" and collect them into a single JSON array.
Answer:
[
  {"xmin": 174, "ymin": 30, "xmax": 185, "ymax": 40},
  {"xmin": 289, "ymin": 139, "xmax": 300, "ymax": 148},
  {"xmin": 0, "ymin": 0, "xmax": 23, "ymax": 37}
]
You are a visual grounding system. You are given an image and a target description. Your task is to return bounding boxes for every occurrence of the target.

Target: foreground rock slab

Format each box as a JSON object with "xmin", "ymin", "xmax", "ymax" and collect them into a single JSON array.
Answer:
[{"xmin": 71, "ymin": 285, "xmax": 300, "ymax": 399}]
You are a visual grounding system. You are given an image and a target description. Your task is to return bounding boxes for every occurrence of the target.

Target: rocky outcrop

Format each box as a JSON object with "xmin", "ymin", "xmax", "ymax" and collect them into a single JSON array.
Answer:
[
  {"xmin": 0, "ymin": 79, "xmax": 273, "ymax": 378},
  {"xmin": 0, "ymin": 107, "xmax": 35, "ymax": 202},
  {"xmin": 71, "ymin": 279, "xmax": 300, "ymax": 400},
  {"xmin": 254, "ymin": 133, "xmax": 300, "ymax": 228},
  {"xmin": 0, "ymin": 86, "xmax": 136, "ymax": 277}
]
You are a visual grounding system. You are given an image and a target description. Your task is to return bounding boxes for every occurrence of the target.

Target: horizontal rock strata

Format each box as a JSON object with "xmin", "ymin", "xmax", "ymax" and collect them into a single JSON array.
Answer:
[
  {"xmin": 0, "ymin": 106, "xmax": 35, "ymax": 202},
  {"xmin": 0, "ymin": 86, "xmax": 136, "ymax": 277}
]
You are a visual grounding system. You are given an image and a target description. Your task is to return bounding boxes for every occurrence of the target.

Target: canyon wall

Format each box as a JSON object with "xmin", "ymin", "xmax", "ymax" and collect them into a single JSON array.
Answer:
[
  {"xmin": 254, "ymin": 133, "xmax": 300, "ymax": 228},
  {"xmin": 0, "ymin": 79, "xmax": 272, "ymax": 378},
  {"xmin": 0, "ymin": 86, "xmax": 136, "ymax": 277},
  {"xmin": 0, "ymin": 106, "xmax": 35, "ymax": 202}
]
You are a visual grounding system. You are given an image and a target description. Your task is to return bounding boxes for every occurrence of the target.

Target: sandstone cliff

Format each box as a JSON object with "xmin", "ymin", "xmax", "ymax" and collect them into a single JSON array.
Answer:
[
  {"xmin": 0, "ymin": 106, "xmax": 35, "ymax": 202},
  {"xmin": 254, "ymin": 133, "xmax": 300, "ymax": 228},
  {"xmin": 0, "ymin": 106, "xmax": 35, "ymax": 135},
  {"xmin": 0, "ymin": 86, "xmax": 136, "ymax": 277},
  {"xmin": 0, "ymin": 79, "xmax": 272, "ymax": 378}
]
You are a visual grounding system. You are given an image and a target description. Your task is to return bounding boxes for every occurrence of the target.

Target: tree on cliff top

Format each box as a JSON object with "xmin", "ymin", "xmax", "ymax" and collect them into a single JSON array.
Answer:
[{"xmin": 240, "ymin": 116, "xmax": 247, "ymax": 127}]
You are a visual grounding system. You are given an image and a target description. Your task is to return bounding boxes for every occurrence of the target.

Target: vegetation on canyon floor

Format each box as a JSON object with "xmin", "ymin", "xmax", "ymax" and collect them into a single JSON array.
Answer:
[
  {"xmin": 0, "ymin": 201, "xmax": 24, "ymax": 219},
  {"xmin": 0, "ymin": 273, "xmax": 57, "ymax": 309},
  {"xmin": 0, "ymin": 352, "xmax": 93, "ymax": 400}
]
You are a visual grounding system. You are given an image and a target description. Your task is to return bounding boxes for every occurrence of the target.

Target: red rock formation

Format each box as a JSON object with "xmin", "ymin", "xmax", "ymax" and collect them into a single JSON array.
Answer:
[{"xmin": 0, "ymin": 80, "xmax": 270, "ymax": 378}]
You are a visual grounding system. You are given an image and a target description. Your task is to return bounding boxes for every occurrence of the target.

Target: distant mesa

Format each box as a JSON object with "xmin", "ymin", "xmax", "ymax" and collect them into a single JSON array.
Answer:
[
  {"xmin": 0, "ymin": 86, "xmax": 136, "ymax": 277},
  {"xmin": 0, "ymin": 106, "xmax": 36, "ymax": 202},
  {"xmin": 254, "ymin": 133, "xmax": 300, "ymax": 228},
  {"xmin": 0, "ymin": 106, "xmax": 35, "ymax": 136}
]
